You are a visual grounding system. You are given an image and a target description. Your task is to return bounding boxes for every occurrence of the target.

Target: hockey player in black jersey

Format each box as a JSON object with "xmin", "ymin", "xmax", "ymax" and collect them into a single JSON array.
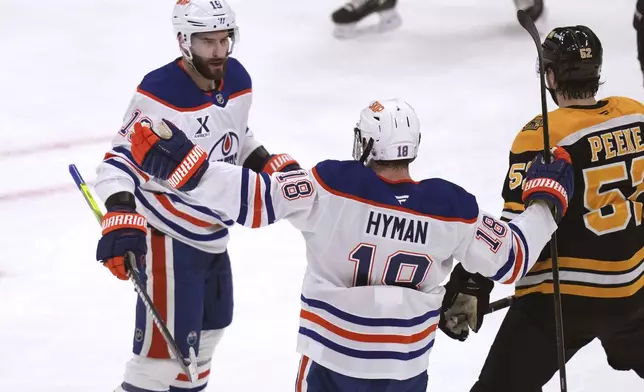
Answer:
[
  {"xmin": 441, "ymin": 25, "xmax": 644, "ymax": 392},
  {"xmin": 330, "ymin": 0, "xmax": 544, "ymax": 39}
]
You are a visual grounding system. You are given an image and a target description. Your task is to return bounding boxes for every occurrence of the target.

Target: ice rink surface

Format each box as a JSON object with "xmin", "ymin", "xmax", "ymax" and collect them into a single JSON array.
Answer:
[{"xmin": 1, "ymin": 0, "xmax": 643, "ymax": 390}]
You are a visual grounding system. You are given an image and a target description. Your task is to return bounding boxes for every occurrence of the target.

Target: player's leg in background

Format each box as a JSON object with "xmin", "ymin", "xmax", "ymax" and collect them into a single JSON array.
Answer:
[
  {"xmin": 634, "ymin": 0, "xmax": 644, "ymax": 85},
  {"xmin": 294, "ymin": 356, "xmax": 428, "ymax": 392},
  {"xmin": 599, "ymin": 300, "xmax": 644, "ymax": 379},
  {"xmin": 169, "ymin": 248, "xmax": 233, "ymax": 392},
  {"xmin": 331, "ymin": 0, "xmax": 401, "ymax": 39},
  {"xmin": 118, "ymin": 229, "xmax": 215, "ymax": 392},
  {"xmin": 470, "ymin": 295, "xmax": 592, "ymax": 392}
]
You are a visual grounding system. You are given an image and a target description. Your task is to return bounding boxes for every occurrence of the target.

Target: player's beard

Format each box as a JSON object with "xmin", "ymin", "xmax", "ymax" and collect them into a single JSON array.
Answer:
[{"xmin": 192, "ymin": 54, "xmax": 226, "ymax": 81}]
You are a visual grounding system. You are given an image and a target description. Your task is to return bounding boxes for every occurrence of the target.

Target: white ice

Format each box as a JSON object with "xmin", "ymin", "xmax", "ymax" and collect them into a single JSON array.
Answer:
[{"xmin": 1, "ymin": 0, "xmax": 643, "ymax": 391}]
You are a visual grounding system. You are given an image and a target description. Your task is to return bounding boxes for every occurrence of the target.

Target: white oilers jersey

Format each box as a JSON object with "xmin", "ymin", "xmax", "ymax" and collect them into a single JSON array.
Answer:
[
  {"xmin": 94, "ymin": 57, "xmax": 261, "ymax": 253},
  {"xmin": 184, "ymin": 159, "xmax": 558, "ymax": 380}
]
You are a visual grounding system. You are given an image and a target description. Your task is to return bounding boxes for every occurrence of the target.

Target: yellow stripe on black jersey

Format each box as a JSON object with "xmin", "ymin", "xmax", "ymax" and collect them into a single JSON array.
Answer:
[{"xmin": 501, "ymin": 96, "xmax": 644, "ymax": 299}]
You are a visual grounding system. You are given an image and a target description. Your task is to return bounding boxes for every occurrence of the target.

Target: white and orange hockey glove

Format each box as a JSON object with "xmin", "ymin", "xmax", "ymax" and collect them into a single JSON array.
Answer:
[
  {"xmin": 131, "ymin": 119, "xmax": 209, "ymax": 192},
  {"xmin": 262, "ymin": 153, "xmax": 301, "ymax": 175}
]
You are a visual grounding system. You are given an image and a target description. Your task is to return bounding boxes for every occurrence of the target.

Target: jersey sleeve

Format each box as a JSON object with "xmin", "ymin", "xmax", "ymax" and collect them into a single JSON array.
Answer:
[
  {"xmin": 94, "ymin": 93, "xmax": 178, "ymax": 203},
  {"xmin": 454, "ymin": 203, "xmax": 557, "ymax": 284},
  {"xmin": 186, "ymin": 163, "xmax": 320, "ymax": 230},
  {"xmin": 501, "ymin": 120, "xmax": 543, "ymax": 222}
]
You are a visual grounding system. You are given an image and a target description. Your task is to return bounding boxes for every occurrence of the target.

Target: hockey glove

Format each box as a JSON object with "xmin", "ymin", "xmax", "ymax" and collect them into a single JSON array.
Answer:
[
  {"xmin": 522, "ymin": 146, "xmax": 574, "ymax": 222},
  {"xmin": 96, "ymin": 203, "xmax": 147, "ymax": 280},
  {"xmin": 131, "ymin": 119, "xmax": 209, "ymax": 192},
  {"xmin": 262, "ymin": 153, "xmax": 301, "ymax": 174},
  {"xmin": 439, "ymin": 263, "xmax": 494, "ymax": 341}
]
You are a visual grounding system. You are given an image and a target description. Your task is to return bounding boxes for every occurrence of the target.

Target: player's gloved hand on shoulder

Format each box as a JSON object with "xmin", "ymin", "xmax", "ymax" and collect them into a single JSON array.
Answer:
[
  {"xmin": 439, "ymin": 263, "xmax": 494, "ymax": 342},
  {"xmin": 96, "ymin": 194, "xmax": 147, "ymax": 280},
  {"xmin": 131, "ymin": 119, "xmax": 209, "ymax": 192},
  {"xmin": 262, "ymin": 153, "xmax": 301, "ymax": 174},
  {"xmin": 522, "ymin": 146, "xmax": 574, "ymax": 222}
]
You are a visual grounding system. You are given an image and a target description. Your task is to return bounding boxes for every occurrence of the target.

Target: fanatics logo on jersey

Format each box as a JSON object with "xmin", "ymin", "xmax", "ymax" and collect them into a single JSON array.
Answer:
[
  {"xmin": 395, "ymin": 195, "xmax": 409, "ymax": 204},
  {"xmin": 195, "ymin": 116, "xmax": 212, "ymax": 139}
]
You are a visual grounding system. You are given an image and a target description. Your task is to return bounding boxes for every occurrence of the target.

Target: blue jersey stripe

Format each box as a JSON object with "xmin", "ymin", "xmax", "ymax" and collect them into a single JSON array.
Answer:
[
  {"xmin": 163, "ymin": 192, "xmax": 234, "ymax": 226},
  {"xmin": 491, "ymin": 241, "xmax": 516, "ymax": 281},
  {"xmin": 509, "ymin": 222, "xmax": 530, "ymax": 278},
  {"xmin": 299, "ymin": 327, "xmax": 435, "ymax": 361},
  {"xmin": 260, "ymin": 172, "xmax": 275, "ymax": 224},
  {"xmin": 301, "ymin": 295, "xmax": 439, "ymax": 328},
  {"xmin": 106, "ymin": 160, "xmax": 229, "ymax": 242}
]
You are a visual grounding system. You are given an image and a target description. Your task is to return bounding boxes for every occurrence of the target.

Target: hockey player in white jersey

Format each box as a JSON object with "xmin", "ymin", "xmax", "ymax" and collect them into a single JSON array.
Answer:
[
  {"xmin": 93, "ymin": 1, "xmax": 300, "ymax": 392},
  {"xmin": 127, "ymin": 99, "xmax": 574, "ymax": 391}
]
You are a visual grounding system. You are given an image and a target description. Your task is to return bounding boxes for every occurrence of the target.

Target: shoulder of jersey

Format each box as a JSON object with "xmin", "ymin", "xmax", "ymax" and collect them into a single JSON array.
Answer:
[
  {"xmin": 221, "ymin": 57, "xmax": 252, "ymax": 97},
  {"xmin": 312, "ymin": 160, "xmax": 479, "ymax": 222},
  {"xmin": 136, "ymin": 57, "xmax": 252, "ymax": 111},
  {"xmin": 511, "ymin": 96, "xmax": 644, "ymax": 154}
]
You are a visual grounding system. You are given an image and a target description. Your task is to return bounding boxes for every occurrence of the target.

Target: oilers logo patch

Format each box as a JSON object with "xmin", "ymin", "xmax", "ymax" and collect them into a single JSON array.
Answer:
[
  {"xmin": 187, "ymin": 330, "xmax": 198, "ymax": 346},
  {"xmin": 209, "ymin": 131, "xmax": 239, "ymax": 164},
  {"xmin": 222, "ymin": 133, "xmax": 233, "ymax": 155}
]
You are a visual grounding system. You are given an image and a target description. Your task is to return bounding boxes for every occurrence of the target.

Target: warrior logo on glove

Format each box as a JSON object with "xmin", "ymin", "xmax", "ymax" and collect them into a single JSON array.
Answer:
[{"xmin": 131, "ymin": 119, "xmax": 210, "ymax": 192}]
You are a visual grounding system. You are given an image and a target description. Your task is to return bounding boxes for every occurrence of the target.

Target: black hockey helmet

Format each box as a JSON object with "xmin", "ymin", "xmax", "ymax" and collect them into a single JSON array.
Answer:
[{"xmin": 542, "ymin": 25, "xmax": 602, "ymax": 82}]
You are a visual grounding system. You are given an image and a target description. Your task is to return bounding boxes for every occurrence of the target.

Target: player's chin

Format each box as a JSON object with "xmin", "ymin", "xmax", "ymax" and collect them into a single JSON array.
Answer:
[{"xmin": 207, "ymin": 66, "xmax": 225, "ymax": 81}]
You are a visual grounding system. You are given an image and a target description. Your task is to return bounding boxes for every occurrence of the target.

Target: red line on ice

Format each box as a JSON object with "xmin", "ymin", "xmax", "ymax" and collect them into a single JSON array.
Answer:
[
  {"xmin": 0, "ymin": 184, "xmax": 79, "ymax": 203},
  {"xmin": 0, "ymin": 135, "xmax": 111, "ymax": 159}
]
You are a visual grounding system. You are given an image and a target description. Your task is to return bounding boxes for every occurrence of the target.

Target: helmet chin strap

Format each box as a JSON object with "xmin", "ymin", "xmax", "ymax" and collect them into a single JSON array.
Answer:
[{"xmin": 359, "ymin": 138, "xmax": 374, "ymax": 165}]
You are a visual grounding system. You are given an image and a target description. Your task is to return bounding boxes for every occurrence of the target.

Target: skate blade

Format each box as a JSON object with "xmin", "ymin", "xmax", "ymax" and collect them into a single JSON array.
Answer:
[{"xmin": 333, "ymin": 10, "xmax": 402, "ymax": 39}]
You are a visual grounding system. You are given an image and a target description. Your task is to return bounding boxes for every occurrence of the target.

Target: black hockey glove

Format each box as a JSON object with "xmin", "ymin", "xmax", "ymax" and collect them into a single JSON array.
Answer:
[{"xmin": 439, "ymin": 263, "xmax": 494, "ymax": 341}]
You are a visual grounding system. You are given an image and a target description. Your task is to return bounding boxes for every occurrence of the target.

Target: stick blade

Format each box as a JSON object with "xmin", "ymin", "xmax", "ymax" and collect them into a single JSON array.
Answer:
[
  {"xmin": 517, "ymin": 9, "xmax": 541, "ymax": 43},
  {"xmin": 516, "ymin": 9, "xmax": 532, "ymax": 29}
]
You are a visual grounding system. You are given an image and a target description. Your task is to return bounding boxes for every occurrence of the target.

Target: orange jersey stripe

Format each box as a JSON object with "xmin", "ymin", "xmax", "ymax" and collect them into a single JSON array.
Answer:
[
  {"xmin": 229, "ymin": 88, "xmax": 252, "ymax": 100},
  {"xmin": 176, "ymin": 369, "xmax": 211, "ymax": 382},
  {"xmin": 148, "ymin": 233, "xmax": 170, "ymax": 358},
  {"xmin": 296, "ymin": 356, "xmax": 310, "ymax": 392},
  {"xmin": 300, "ymin": 309, "xmax": 437, "ymax": 344},
  {"xmin": 136, "ymin": 85, "xmax": 213, "ymax": 113},
  {"xmin": 251, "ymin": 174, "xmax": 263, "ymax": 228},
  {"xmin": 504, "ymin": 234, "xmax": 524, "ymax": 284},
  {"xmin": 153, "ymin": 193, "xmax": 213, "ymax": 228}
]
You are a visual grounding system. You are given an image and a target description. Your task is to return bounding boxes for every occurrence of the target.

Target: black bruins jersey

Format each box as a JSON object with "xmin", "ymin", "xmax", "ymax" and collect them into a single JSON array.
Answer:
[{"xmin": 502, "ymin": 96, "xmax": 644, "ymax": 300}]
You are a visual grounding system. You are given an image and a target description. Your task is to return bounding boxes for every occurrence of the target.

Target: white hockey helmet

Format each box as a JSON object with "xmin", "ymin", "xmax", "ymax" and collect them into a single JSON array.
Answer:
[
  {"xmin": 172, "ymin": 0, "xmax": 239, "ymax": 60},
  {"xmin": 353, "ymin": 99, "xmax": 421, "ymax": 164}
]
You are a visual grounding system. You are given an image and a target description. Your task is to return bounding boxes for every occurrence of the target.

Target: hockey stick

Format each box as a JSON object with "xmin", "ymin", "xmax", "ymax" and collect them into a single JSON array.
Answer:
[
  {"xmin": 486, "ymin": 295, "xmax": 514, "ymax": 314},
  {"xmin": 517, "ymin": 10, "xmax": 568, "ymax": 392},
  {"xmin": 454, "ymin": 295, "xmax": 515, "ymax": 324},
  {"xmin": 68, "ymin": 164, "xmax": 198, "ymax": 384}
]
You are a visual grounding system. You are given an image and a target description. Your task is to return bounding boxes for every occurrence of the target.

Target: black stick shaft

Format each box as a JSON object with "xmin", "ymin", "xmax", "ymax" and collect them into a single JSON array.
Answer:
[{"xmin": 517, "ymin": 10, "xmax": 568, "ymax": 392}]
